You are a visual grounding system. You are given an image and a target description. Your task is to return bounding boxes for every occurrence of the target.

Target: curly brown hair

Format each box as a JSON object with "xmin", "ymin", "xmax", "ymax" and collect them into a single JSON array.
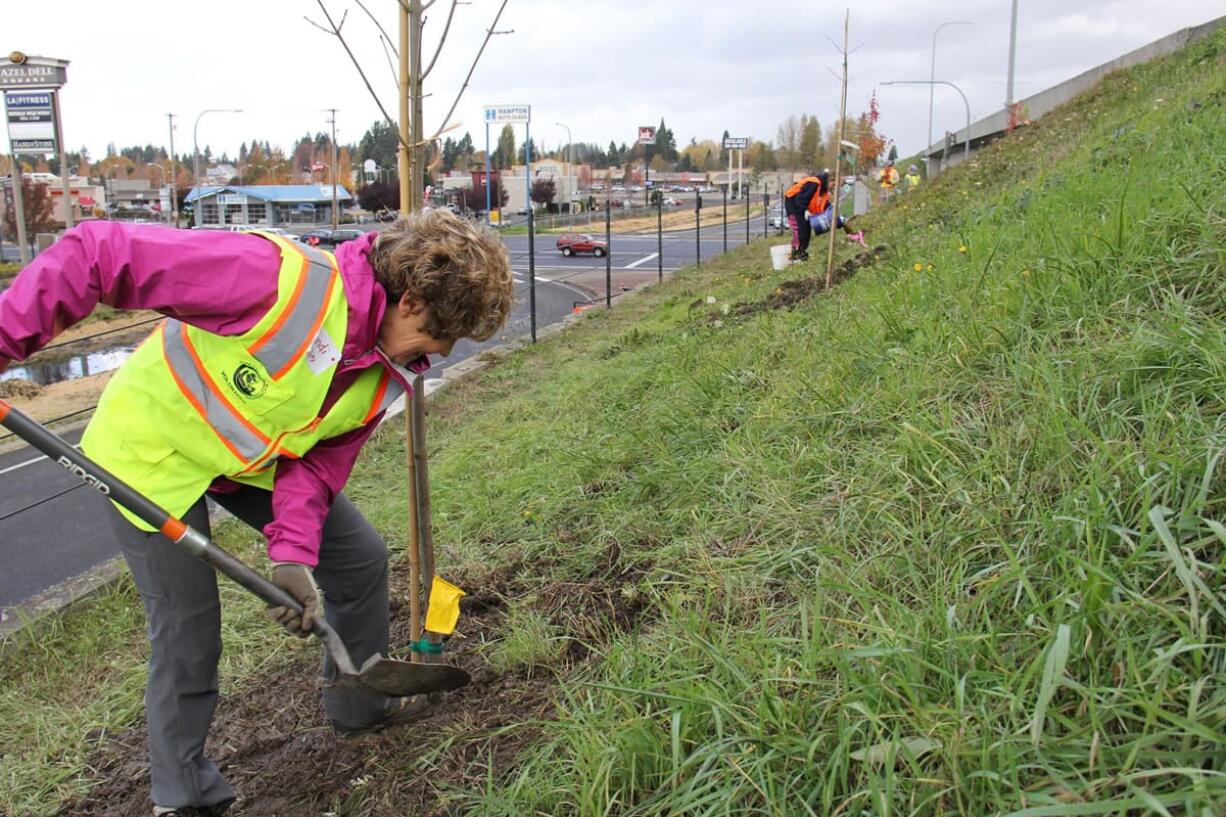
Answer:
[{"xmin": 369, "ymin": 209, "xmax": 513, "ymax": 342}]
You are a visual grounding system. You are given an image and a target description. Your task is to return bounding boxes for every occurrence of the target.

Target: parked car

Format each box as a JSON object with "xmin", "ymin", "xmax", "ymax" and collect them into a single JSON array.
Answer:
[
  {"xmin": 299, "ymin": 228, "xmax": 333, "ymax": 246},
  {"xmin": 240, "ymin": 226, "xmax": 299, "ymax": 241},
  {"xmin": 556, "ymin": 233, "xmax": 608, "ymax": 257},
  {"xmin": 328, "ymin": 228, "xmax": 365, "ymax": 246}
]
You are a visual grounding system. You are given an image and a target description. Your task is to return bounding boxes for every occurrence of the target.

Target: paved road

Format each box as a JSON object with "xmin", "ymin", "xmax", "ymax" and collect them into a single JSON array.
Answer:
[{"xmin": 0, "ymin": 216, "xmax": 782, "ymax": 612}]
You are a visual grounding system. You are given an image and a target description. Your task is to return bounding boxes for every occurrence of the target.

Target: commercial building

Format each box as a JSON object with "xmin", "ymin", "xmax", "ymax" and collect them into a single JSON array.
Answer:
[
  {"xmin": 185, "ymin": 184, "xmax": 353, "ymax": 227},
  {"xmin": 0, "ymin": 172, "xmax": 104, "ymax": 227}
]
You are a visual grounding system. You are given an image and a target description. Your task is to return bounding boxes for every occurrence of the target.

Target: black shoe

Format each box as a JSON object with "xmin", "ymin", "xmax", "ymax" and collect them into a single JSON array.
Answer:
[
  {"xmin": 331, "ymin": 695, "xmax": 436, "ymax": 739},
  {"xmin": 154, "ymin": 799, "xmax": 234, "ymax": 816}
]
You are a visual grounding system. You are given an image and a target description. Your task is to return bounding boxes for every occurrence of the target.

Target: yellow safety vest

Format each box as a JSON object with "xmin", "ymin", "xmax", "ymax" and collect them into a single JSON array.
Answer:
[
  {"xmin": 82, "ymin": 232, "xmax": 403, "ymax": 530},
  {"xmin": 905, "ymin": 172, "xmax": 921, "ymax": 190}
]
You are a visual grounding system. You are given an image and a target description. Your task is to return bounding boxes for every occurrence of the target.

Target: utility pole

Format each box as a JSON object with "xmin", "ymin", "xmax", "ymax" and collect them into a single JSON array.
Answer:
[
  {"xmin": 325, "ymin": 107, "xmax": 339, "ymax": 229},
  {"xmin": 167, "ymin": 113, "xmax": 178, "ymax": 227},
  {"xmin": 825, "ymin": 10, "xmax": 849, "ymax": 290}
]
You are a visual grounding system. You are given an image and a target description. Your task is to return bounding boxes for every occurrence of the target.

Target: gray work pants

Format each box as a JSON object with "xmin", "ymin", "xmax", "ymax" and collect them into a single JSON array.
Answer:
[{"xmin": 103, "ymin": 486, "xmax": 391, "ymax": 810}]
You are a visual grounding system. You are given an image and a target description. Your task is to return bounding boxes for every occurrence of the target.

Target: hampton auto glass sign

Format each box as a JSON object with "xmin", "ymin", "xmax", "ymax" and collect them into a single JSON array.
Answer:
[{"xmin": 483, "ymin": 104, "xmax": 530, "ymax": 125}]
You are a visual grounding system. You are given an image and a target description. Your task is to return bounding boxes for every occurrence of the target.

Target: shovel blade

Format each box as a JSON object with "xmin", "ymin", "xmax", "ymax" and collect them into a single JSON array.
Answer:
[{"xmin": 345, "ymin": 654, "xmax": 471, "ymax": 697}]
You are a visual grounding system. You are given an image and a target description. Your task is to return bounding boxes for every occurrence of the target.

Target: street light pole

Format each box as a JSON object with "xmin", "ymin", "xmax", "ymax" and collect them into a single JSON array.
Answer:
[
  {"xmin": 928, "ymin": 21, "xmax": 971, "ymax": 156},
  {"xmin": 325, "ymin": 108, "xmax": 339, "ymax": 229},
  {"xmin": 167, "ymin": 112, "xmax": 178, "ymax": 227},
  {"xmin": 1006, "ymin": 0, "xmax": 1019, "ymax": 108},
  {"xmin": 556, "ymin": 121, "xmax": 572, "ymax": 226},
  {"xmin": 193, "ymin": 108, "xmax": 242, "ymax": 222},
  {"xmin": 884, "ymin": 80, "xmax": 972, "ymax": 161}
]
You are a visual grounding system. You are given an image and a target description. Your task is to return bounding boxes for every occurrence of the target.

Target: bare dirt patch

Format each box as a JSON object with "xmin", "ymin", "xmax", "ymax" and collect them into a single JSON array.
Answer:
[
  {"xmin": 1, "ymin": 371, "xmax": 115, "ymax": 426},
  {"xmin": 43, "ymin": 312, "xmax": 160, "ymax": 356},
  {"xmin": 718, "ymin": 244, "xmax": 890, "ymax": 321},
  {"xmin": 57, "ymin": 551, "xmax": 653, "ymax": 816}
]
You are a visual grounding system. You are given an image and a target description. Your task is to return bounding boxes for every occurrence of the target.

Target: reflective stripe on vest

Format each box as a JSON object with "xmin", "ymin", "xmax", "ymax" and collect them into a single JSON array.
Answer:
[
  {"xmin": 363, "ymin": 369, "xmax": 407, "ymax": 425},
  {"xmin": 161, "ymin": 235, "xmax": 340, "ymax": 468},
  {"xmin": 247, "ymin": 240, "xmax": 339, "ymax": 380},
  {"xmin": 162, "ymin": 320, "xmax": 270, "ymax": 463}
]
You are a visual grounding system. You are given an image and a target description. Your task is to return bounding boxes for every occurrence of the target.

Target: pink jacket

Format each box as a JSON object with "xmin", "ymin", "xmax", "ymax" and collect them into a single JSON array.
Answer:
[{"xmin": 0, "ymin": 222, "xmax": 425, "ymax": 566}]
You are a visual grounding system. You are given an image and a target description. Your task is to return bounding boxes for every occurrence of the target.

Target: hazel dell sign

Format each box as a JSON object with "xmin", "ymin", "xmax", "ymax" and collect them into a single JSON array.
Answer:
[
  {"xmin": 0, "ymin": 53, "xmax": 69, "ymax": 90},
  {"xmin": 0, "ymin": 64, "xmax": 66, "ymax": 88}
]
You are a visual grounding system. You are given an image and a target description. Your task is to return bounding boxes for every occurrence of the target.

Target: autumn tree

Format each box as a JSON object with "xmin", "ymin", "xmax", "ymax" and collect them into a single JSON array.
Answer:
[
  {"xmin": 357, "ymin": 181, "xmax": 399, "ymax": 212},
  {"xmin": 747, "ymin": 140, "xmax": 778, "ymax": 172},
  {"xmin": 856, "ymin": 91, "xmax": 889, "ymax": 167},
  {"xmin": 682, "ymin": 139, "xmax": 722, "ymax": 172},
  {"xmin": 530, "ymin": 178, "xmax": 556, "ymax": 205},
  {"xmin": 337, "ymin": 146, "xmax": 354, "ymax": 189},
  {"xmin": 461, "ymin": 176, "xmax": 508, "ymax": 212},
  {"xmin": 2, "ymin": 179, "xmax": 57, "ymax": 240}
]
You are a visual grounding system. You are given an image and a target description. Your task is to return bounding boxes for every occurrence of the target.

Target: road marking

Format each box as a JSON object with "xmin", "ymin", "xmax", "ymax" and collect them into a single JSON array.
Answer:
[
  {"xmin": 0, "ymin": 453, "xmax": 49, "ymax": 475},
  {"xmin": 624, "ymin": 253, "xmax": 659, "ymax": 269}
]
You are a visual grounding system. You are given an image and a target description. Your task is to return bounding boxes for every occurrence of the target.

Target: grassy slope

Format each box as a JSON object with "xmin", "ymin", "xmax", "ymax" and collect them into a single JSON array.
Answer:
[{"xmin": 1, "ymin": 31, "xmax": 1223, "ymax": 815}]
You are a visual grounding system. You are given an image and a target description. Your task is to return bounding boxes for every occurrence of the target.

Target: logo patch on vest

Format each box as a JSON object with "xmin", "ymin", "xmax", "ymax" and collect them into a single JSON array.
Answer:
[{"xmin": 232, "ymin": 363, "xmax": 269, "ymax": 399}]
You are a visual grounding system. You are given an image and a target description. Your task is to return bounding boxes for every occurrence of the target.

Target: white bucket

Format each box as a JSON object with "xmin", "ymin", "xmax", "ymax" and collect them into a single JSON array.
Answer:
[{"xmin": 770, "ymin": 244, "xmax": 791, "ymax": 271}]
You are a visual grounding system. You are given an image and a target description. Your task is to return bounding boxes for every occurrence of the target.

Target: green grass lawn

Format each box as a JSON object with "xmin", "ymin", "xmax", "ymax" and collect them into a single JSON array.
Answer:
[{"xmin": 2, "ymin": 29, "xmax": 1224, "ymax": 816}]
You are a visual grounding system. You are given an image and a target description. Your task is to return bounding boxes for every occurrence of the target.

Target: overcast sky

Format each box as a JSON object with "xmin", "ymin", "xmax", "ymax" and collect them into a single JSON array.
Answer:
[{"xmin": 5, "ymin": 1, "xmax": 1222, "ymax": 166}]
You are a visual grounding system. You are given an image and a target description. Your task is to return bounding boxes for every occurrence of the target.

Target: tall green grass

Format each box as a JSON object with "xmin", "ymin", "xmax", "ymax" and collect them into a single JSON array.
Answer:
[
  {"xmin": 397, "ymin": 31, "xmax": 1224, "ymax": 815},
  {"xmin": 1, "ymin": 28, "xmax": 1223, "ymax": 816}
]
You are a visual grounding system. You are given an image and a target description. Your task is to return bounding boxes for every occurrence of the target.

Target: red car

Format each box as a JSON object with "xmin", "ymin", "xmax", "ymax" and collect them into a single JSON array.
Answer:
[{"xmin": 556, "ymin": 233, "xmax": 608, "ymax": 257}]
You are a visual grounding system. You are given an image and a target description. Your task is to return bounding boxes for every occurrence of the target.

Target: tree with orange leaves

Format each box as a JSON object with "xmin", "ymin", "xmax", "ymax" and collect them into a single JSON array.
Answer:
[{"xmin": 857, "ymin": 90, "xmax": 889, "ymax": 167}]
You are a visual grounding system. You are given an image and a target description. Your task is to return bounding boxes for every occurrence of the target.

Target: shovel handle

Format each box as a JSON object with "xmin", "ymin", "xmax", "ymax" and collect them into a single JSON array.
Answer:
[{"xmin": 0, "ymin": 398, "xmax": 358, "ymax": 675}]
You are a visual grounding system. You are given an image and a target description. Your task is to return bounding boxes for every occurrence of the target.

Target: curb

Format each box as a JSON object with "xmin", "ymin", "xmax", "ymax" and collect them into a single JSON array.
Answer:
[{"xmin": 0, "ymin": 278, "xmax": 652, "ymax": 643}]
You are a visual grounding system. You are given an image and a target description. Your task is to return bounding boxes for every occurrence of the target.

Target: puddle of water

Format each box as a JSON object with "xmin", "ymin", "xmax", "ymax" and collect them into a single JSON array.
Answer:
[{"xmin": 0, "ymin": 346, "xmax": 135, "ymax": 386}]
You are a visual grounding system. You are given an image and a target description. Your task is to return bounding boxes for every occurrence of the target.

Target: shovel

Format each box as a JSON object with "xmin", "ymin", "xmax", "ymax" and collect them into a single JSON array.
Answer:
[{"xmin": 0, "ymin": 397, "xmax": 470, "ymax": 698}]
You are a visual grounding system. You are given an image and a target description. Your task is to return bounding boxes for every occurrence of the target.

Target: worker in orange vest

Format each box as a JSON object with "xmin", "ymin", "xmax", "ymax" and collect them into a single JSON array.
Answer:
[{"xmin": 784, "ymin": 171, "xmax": 863, "ymax": 260}]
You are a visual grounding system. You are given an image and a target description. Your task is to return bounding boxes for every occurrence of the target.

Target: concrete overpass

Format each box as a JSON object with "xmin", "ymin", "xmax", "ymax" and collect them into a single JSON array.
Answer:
[{"xmin": 922, "ymin": 16, "xmax": 1224, "ymax": 176}]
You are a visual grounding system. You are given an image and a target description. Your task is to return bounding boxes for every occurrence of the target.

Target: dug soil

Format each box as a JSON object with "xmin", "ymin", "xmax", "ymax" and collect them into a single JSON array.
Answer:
[
  {"xmin": 702, "ymin": 244, "xmax": 890, "ymax": 323},
  {"xmin": 57, "ymin": 551, "xmax": 650, "ymax": 816}
]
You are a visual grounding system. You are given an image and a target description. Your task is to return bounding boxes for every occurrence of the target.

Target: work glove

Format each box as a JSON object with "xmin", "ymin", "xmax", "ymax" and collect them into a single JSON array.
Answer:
[{"xmin": 267, "ymin": 562, "xmax": 323, "ymax": 637}]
